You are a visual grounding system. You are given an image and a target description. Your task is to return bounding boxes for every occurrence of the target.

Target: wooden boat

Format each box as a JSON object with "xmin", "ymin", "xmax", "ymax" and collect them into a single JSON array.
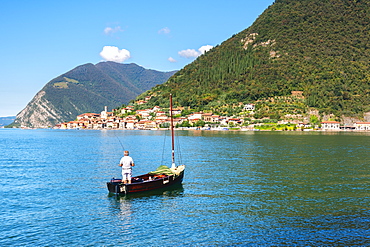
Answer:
[
  {"xmin": 107, "ymin": 165, "xmax": 185, "ymax": 194},
  {"xmin": 107, "ymin": 94, "xmax": 185, "ymax": 195}
]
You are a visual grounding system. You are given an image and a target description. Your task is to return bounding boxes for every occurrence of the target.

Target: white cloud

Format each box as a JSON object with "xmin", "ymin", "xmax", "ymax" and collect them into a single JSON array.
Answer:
[
  {"xmin": 198, "ymin": 45, "xmax": 213, "ymax": 54},
  {"xmin": 99, "ymin": 46, "xmax": 131, "ymax": 63},
  {"xmin": 104, "ymin": 26, "xmax": 123, "ymax": 35},
  {"xmin": 158, "ymin": 27, "xmax": 170, "ymax": 34},
  {"xmin": 168, "ymin": 57, "xmax": 177, "ymax": 63},
  {"xmin": 178, "ymin": 45, "xmax": 214, "ymax": 59},
  {"xmin": 178, "ymin": 49, "xmax": 200, "ymax": 58}
]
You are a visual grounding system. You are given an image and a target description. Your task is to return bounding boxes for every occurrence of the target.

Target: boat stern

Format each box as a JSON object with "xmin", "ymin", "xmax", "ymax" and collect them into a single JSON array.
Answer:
[{"xmin": 107, "ymin": 178, "xmax": 124, "ymax": 194}]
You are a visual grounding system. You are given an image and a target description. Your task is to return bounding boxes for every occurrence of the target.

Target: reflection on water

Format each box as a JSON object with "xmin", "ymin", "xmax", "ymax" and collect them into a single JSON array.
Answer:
[
  {"xmin": 106, "ymin": 184, "xmax": 185, "ymax": 237},
  {"xmin": 108, "ymin": 184, "xmax": 185, "ymax": 200},
  {"xmin": 107, "ymin": 194, "xmax": 132, "ymax": 225}
]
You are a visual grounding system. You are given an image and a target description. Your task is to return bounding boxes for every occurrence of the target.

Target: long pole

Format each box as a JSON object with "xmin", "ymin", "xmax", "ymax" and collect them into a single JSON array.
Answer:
[
  {"xmin": 170, "ymin": 94, "xmax": 175, "ymax": 168},
  {"xmin": 114, "ymin": 131, "xmax": 125, "ymax": 151}
]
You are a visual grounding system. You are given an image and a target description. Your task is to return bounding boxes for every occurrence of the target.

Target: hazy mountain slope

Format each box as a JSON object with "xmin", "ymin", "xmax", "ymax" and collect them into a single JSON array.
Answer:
[{"xmin": 0, "ymin": 116, "xmax": 15, "ymax": 127}]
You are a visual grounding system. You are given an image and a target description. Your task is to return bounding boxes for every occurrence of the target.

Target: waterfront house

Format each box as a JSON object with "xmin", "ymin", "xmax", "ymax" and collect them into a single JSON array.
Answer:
[
  {"xmin": 59, "ymin": 123, "xmax": 68, "ymax": 129},
  {"xmin": 136, "ymin": 120, "xmax": 146, "ymax": 129},
  {"xmin": 297, "ymin": 122, "xmax": 312, "ymax": 129},
  {"xmin": 86, "ymin": 120, "xmax": 93, "ymax": 129},
  {"xmin": 202, "ymin": 113, "xmax": 213, "ymax": 122},
  {"xmin": 118, "ymin": 120, "xmax": 126, "ymax": 129},
  {"xmin": 67, "ymin": 121, "xmax": 85, "ymax": 129},
  {"xmin": 126, "ymin": 121, "xmax": 136, "ymax": 129},
  {"xmin": 227, "ymin": 118, "xmax": 243, "ymax": 126},
  {"xmin": 173, "ymin": 117, "xmax": 186, "ymax": 125},
  {"xmin": 321, "ymin": 121, "xmax": 340, "ymax": 130},
  {"xmin": 219, "ymin": 117, "xmax": 228, "ymax": 126},
  {"xmin": 188, "ymin": 118, "xmax": 201, "ymax": 125},
  {"xmin": 144, "ymin": 121, "xmax": 157, "ymax": 129},
  {"xmin": 354, "ymin": 122, "xmax": 370, "ymax": 130},
  {"xmin": 211, "ymin": 115, "xmax": 221, "ymax": 123},
  {"xmin": 106, "ymin": 119, "xmax": 118, "ymax": 129},
  {"xmin": 188, "ymin": 113, "xmax": 203, "ymax": 121}
]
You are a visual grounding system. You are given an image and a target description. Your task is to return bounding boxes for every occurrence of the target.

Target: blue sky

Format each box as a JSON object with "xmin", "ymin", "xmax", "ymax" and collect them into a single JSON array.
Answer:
[{"xmin": 0, "ymin": 0, "xmax": 274, "ymax": 117}]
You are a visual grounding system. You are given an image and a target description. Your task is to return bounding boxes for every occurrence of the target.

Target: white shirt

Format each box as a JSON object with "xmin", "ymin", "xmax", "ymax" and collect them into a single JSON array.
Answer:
[{"xmin": 120, "ymin": 156, "xmax": 134, "ymax": 170}]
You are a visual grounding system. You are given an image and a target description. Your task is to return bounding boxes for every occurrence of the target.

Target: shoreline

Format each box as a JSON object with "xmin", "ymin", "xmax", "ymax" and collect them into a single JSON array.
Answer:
[{"xmin": 3, "ymin": 126, "xmax": 369, "ymax": 132}]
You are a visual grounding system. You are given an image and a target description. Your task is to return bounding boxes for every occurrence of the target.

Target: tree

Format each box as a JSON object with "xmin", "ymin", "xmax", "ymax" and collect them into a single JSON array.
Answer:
[
  {"xmin": 194, "ymin": 120, "xmax": 205, "ymax": 127},
  {"xmin": 310, "ymin": 115, "xmax": 320, "ymax": 125}
]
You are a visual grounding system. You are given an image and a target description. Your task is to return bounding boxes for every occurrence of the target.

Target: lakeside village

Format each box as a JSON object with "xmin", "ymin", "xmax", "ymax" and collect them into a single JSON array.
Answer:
[{"xmin": 55, "ymin": 92, "xmax": 370, "ymax": 132}]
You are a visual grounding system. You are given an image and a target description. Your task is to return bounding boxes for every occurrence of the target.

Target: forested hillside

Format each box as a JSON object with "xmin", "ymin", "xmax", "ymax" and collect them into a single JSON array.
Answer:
[
  {"xmin": 138, "ymin": 0, "xmax": 370, "ymax": 118},
  {"xmin": 13, "ymin": 62, "xmax": 176, "ymax": 127}
]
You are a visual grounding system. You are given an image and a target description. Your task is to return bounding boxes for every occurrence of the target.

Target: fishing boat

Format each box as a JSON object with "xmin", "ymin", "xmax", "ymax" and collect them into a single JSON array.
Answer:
[{"xmin": 107, "ymin": 94, "xmax": 185, "ymax": 195}]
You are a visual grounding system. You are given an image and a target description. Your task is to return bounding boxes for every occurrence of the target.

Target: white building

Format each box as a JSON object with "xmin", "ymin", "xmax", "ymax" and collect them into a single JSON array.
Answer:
[
  {"xmin": 354, "ymin": 122, "xmax": 370, "ymax": 131},
  {"xmin": 188, "ymin": 113, "xmax": 203, "ymax": 120},
  {"xmin": 243, "ymin": 103, "xmax": 255, "ymax": 111},
  {"xmin": 321, "ymin": 121, "xmax": 340, "ymax": 130}
]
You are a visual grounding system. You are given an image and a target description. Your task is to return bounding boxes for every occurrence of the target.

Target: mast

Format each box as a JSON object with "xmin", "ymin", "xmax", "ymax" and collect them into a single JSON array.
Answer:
[{"xmin": 170, "ymin": 94, "xmax": 175, "ymax": 168}]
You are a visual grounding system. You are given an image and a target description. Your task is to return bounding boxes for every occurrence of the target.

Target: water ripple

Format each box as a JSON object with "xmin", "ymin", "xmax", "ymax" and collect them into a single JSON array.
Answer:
[{"xmin": 0, "ymin": 129, "xmax": 369, "ymax": 246}]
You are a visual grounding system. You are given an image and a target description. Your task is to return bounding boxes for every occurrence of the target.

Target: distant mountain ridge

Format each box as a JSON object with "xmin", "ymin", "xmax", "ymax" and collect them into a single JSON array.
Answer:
[
  {"xmin": 0, "ymin": 116, "xmax": 15, "ymax": 127},
  {"xmin": 13, "ymin": 62, "xmax": 176, "ymax": 128}
]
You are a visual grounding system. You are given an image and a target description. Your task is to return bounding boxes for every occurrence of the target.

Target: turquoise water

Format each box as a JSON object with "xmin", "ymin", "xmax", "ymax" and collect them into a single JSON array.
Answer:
[{"xmin": 0, "ymin": 129, "xmax": 369, "ymax": 246}]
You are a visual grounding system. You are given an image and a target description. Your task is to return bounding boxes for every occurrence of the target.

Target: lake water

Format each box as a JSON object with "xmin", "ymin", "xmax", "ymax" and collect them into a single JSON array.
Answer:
[{"xmin": 0, "ymin": 129, "xmax": 369, "ymax": 246}]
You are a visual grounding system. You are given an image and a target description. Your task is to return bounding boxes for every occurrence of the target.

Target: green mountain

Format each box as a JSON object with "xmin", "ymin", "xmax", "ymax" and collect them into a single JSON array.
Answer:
[
  {"xmin": 138, "ymin": 0, "xmax": 370, "ymax": 119},
  {"xmin": 13, "ymin": 62, "xmax": 176, "ymax": 127}
]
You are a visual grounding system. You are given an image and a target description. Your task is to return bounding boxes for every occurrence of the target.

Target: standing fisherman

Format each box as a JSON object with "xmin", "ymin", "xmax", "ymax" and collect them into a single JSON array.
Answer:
[{"xmin": 119, "ymin": 150, "xmax": 135, "ymax": 184}]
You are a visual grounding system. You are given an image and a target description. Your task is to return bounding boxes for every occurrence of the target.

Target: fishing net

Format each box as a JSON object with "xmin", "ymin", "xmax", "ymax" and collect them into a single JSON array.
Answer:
[{"xmin": 149, "ymin": 165, "xmax": 174, "ymax": 175}]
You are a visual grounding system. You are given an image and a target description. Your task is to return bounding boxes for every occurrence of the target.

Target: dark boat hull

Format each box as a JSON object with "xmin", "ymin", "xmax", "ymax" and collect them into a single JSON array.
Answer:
[{"xmin": 107, "ymin": 170, "xmax": 184, "ymax": 195}]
